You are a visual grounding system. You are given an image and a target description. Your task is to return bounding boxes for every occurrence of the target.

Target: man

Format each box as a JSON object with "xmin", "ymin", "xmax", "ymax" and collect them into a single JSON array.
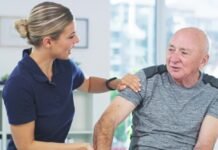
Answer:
[{"xmin": 93, "ymin": 27, "xmax": 218, "ymax": 150}]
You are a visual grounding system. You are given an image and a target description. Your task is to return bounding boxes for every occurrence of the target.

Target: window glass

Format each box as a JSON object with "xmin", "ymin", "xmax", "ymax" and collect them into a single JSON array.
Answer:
[
  {"xmin": 110, "ymin": 0, "xmax": 156, "ymax": 77},
  {"xmin": 166, "ymin": 0, "xmax": 218, "ymax": 76},
  {"xmin": 110, "ymin": 0, "xmax": 156, "ymax": 149}
]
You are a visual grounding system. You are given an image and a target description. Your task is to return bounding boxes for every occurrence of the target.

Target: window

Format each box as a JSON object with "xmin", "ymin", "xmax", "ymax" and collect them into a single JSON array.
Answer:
[
  {"xmin": 110, "ymin": 0, "xmax": 156, "ymax": 77},
  {"xmin": 110, "ymin": 0, "xmax": 156, "ymax": 149},
  {"xmin": 165, "ymin": 0, "xmax": 218, "ymax": 76}
]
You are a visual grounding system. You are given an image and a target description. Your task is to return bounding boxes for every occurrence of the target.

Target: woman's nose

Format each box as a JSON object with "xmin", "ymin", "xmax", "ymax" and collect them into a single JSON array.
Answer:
[{"xmin": 73, "ymin": 35, "xmax": 80, "ymax": 44}]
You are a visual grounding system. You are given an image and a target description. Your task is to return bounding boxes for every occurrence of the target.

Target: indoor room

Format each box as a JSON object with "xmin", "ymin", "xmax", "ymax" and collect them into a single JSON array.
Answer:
[{"xmin": 0, "ymin": 0, "xmax": 218, "ymax": 150}]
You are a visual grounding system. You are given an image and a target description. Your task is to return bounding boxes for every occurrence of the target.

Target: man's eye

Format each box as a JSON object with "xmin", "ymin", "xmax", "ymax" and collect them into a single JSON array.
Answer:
[{"xmin": 182, "ymin": 51, "xmax": 188, "ymax": 55}]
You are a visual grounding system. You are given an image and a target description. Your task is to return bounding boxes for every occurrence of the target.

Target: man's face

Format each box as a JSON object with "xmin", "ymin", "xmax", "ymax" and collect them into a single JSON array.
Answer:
[{"xmin": 166, "ymin": 30, "xmax": 207, "ymax": 82}]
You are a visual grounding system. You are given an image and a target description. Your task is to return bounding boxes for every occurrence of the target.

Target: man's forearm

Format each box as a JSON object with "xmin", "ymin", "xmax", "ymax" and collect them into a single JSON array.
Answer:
[
  {"xmin": 194, "ymin": 142, "xmax": 214, "ymax": 150},
  {"xmin": 93, "ymin": 117, "xmax": 115, "ymax": 150},
  {"xmin": 93, "ymin": 97, "xmax": 133, "ymax": 150}
]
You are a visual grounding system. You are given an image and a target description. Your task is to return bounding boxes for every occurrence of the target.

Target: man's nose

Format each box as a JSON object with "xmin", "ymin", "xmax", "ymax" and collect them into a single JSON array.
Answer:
[{"xmin": 170, "ymin": 52, "xmax": 180, "ymax": 63}]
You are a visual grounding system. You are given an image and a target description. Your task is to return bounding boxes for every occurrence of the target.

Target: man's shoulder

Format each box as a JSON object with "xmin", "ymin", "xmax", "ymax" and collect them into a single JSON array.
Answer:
[
  {"xmin": 142, "ymin": 65, "xmax": 167, "ymax": 79},
  {"xmin": 203, "ymin": 73, "xmax": 218, "ymax": 89}
]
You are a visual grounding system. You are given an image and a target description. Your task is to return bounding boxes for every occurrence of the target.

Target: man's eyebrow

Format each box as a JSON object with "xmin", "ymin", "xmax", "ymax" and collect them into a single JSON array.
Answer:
[
  {"xmin": 179, "ymin": 48, "xmax": 191, "ymax": 51},
  {"xmin": 169, "ymin": 44, "xmax": 191, "ymax": 51},
  {"xmin": 168, "ymin": 44, "xmax": 175, "ymax": 48}
]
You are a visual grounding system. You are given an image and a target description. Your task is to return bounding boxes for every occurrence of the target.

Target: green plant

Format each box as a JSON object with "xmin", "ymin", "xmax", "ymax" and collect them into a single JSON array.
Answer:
[
  {"xmin": 1, "ymin": 74, "xmax": 9, "ymax": 82},
  {"xmin": 110, "ymin": 91, "xmax": 132, "ymax": 143}
]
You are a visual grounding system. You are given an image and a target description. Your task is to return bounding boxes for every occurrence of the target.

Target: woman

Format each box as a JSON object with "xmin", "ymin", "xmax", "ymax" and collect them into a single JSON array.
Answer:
[{"xmin": 2, "ymin": 2, "xmax": 140, "ymax": 150}]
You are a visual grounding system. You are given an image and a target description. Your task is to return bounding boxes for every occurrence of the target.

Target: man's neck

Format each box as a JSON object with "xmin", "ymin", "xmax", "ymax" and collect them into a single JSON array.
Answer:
[{"xmin": 174, "ymin": 72, "xmax": 201, "ymax": 88}]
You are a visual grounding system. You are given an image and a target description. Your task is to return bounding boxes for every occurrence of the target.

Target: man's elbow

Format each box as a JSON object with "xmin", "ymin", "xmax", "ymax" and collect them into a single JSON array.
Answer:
[
  {"xmin": 95, "ymin": 116, "xmax": 116, "ymax": 131},
  {"xmin": 194, "ymin": 143, "xmax": 214, "ymax": 150}
]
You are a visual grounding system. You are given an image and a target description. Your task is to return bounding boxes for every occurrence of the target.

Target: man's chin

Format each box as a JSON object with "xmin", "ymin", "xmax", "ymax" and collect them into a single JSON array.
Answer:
[{"xmin": 169, "ymin": 72, "xmax": 182, "ymax": 79}]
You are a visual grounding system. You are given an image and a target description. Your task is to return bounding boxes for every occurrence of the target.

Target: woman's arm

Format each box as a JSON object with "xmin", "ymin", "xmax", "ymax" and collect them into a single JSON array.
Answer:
[
  {"xmin": 77, "ymin": 77, "xmax": 109, "ymax": 93},
  {"xmin": 78, "ymin": 74, "xmax": 141, "ymax": 93},
  {"xmin": 11, "ymin": 121, "xmax": 93, "ymax": 150}
]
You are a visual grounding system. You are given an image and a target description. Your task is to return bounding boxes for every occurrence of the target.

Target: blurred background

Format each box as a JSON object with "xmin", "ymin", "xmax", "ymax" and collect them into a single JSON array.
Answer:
[{"xmin": 1, "ymin": 0, "xmax": 218, "ymax": 149}]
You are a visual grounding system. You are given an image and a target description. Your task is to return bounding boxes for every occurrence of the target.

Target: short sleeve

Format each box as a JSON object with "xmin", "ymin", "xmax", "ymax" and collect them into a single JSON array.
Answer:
[
  {"xmin": 119, "ymin": 70, "xmax": 147, "ymax": 106},
  {"xmin": 70, "ymin": 61, "xmax": 85, "ymax": 90},
  {"xmin": 207, "ymin": 98, "xmax": 218, "ymax": 118},
  {"xmin": 2, "ymin": 77, "xmax": 36, "ymax": 125}
]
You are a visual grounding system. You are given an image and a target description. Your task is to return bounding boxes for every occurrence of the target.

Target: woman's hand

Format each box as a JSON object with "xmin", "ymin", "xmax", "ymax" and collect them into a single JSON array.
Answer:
[
  {"xmin": 78, "ymin": 143, "xmax": 94, "ymax": 150},
  {"xmin": 116, "ymin": 73, "xmax": 141, "ymax": 92},
  {"xmin": 83, "ymin": 143, "xmax": 94, "ymax": 150}
]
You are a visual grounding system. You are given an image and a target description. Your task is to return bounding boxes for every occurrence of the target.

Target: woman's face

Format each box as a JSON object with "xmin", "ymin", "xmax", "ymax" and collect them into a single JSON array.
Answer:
[{"xmin": 50, "ymin": 21, "xmax": 79, "ymax": 59}]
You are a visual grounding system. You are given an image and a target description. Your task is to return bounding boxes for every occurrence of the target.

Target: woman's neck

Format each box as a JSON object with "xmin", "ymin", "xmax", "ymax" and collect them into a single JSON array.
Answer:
[{"xmin": 30, "ymin": 48, "xmax": 54, "ymax": 81}]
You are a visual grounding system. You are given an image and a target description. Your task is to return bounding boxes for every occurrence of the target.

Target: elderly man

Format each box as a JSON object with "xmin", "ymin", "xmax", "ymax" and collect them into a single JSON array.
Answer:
[{"xmin": 93, "ymin": 27, "xmax": 218, "ymax": 150}]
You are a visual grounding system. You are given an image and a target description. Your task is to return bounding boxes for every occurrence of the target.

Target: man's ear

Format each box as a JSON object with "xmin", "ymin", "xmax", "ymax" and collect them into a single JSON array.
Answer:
[
  {"xmin": 199, "ymin": 54, "xmax": 209, "ymax": 70},
  {"xmin": 42, "ymin": 36, "xmax": 52, "ymax": 48}
]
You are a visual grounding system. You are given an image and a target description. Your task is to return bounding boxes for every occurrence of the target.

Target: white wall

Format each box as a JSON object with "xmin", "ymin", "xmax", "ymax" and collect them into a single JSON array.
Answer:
[
  {"xmin": 0, "ymin": 0, "xmax": 110, "ymax": 77},
  {"xmin": 0, "ymin": 0, "xmax": 111, "ymax": 124}
]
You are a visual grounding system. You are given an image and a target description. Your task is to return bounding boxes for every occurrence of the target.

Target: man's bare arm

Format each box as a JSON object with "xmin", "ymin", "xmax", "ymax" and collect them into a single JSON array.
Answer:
[
  {"xmin": 93, "ymin": 96, "xmax": 136, "ymax": 150},
  {"xmin": 194, "ymin": 115, "xmax": 218, "ymax": 150}
]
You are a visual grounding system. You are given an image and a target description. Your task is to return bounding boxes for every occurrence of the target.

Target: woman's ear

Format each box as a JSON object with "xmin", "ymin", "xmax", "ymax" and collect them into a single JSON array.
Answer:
[{"xmin": 42, "ymin": 36, "xmax": 52, "ymax": 48}]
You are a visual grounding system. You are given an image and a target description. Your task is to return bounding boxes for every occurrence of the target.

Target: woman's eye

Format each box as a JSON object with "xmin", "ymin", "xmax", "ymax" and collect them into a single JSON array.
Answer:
[{"xmin": 69, "ymin": 36, "xmax": 75, "ymax": 39}]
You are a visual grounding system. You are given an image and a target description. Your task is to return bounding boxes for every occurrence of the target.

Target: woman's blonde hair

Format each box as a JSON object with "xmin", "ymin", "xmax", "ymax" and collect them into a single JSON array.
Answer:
[{"xmin": 15, "ymin": 2, "xmax": 74, "ymax": 47}]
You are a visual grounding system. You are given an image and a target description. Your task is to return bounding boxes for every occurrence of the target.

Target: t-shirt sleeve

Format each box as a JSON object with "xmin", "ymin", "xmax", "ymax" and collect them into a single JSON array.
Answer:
[
  {"xmin": 2, "ymin": 77, "xmax": 36, "ymax": 125},
  {"xmin": 119, "ymin": 70, "xmax": 147, "ymax": 106},
  {"xmin": 70, "ymin": 61, "xmax": 85, "ymax": 90},
  {"xmin": 207, "ymin": 97, "xmax": 218, "ymax": 118}
]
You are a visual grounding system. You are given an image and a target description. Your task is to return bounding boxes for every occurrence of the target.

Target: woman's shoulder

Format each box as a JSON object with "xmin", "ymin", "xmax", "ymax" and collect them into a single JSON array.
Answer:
[
  {"xmin": 4, "ymin": 74, "xmax": 32, "ymax": 92},
  {"xmin": 2, "ymin": 75, "xmax": 33, "ymax": 104}
]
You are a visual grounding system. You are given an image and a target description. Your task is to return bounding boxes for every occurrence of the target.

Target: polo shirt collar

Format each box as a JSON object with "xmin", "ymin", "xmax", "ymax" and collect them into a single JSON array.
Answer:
[{"xmin": 22, "ymin": 48, "xmax": 60, "ymax": 83}]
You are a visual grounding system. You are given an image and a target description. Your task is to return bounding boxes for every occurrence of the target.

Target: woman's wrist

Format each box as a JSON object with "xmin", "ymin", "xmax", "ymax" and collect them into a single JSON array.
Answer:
[{"xmin": 105, "ymin": 77, "xmax": 117, "ymax": 90}]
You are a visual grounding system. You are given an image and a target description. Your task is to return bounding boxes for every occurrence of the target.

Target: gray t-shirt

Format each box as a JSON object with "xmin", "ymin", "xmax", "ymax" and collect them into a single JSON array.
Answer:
[{"xmin": 119, "ymin": 65, "xmax": 218, "ymax": 150}]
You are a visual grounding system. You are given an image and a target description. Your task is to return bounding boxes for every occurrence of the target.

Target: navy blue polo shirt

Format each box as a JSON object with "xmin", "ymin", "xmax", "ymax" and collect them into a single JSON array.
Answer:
[{"xmin": 3, "ymin": 49, "xmax": 85, "ymax": 149}]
